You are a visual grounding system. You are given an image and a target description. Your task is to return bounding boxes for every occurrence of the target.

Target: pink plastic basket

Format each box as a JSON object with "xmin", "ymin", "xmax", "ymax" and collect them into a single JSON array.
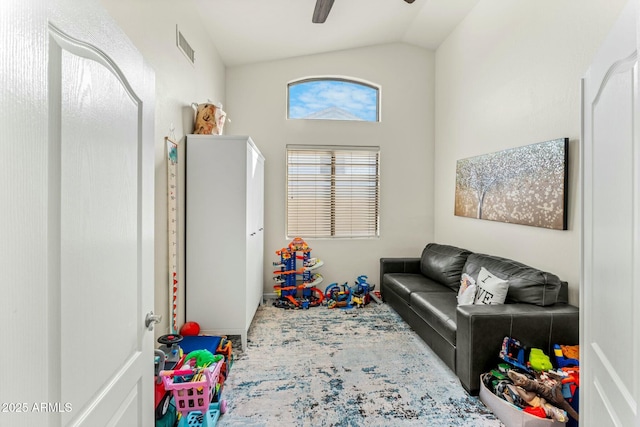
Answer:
[{"xmin": 160, "ymin": 361, "xmax": 223, "ymax": 416}]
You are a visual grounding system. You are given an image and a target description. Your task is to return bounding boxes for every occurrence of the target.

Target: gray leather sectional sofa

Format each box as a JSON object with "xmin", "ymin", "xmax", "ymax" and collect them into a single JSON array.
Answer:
[{"xmin": 380, "ymin": 243, "xmax": 579, "ymax": 395}]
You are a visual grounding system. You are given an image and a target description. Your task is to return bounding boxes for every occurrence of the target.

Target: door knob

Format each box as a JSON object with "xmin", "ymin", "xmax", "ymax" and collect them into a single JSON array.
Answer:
[{"xmin": 145, "ymin": 311, "xmax": 162, "ymax": 331}]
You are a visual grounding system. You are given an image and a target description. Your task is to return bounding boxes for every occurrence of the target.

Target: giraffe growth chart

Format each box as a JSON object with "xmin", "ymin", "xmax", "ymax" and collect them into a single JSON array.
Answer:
[{"xmin": 166, "ymin": 137, "xmax": 179, "ymax": 334}]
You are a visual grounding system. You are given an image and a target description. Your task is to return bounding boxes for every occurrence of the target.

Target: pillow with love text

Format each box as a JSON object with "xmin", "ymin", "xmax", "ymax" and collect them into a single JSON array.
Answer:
[{"xmin": 474, "ymin": 266, "xmax": 509, "ymax": 305}]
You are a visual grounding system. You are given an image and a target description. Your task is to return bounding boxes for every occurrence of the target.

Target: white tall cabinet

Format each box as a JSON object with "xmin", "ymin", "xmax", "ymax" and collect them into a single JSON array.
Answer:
[{"xmin": 186, "ymin": 134, "xmax": 265, "ymax": 350}]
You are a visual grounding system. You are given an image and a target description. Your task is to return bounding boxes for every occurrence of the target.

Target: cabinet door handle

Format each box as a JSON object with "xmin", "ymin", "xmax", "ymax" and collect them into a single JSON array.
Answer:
[
  {"xmin": 259, "ymin": 228, "xmax": 264, "ymax": 231},
  {"xmin": 250, "ymin": 232, "xmax": 256, "ymax": 236}
]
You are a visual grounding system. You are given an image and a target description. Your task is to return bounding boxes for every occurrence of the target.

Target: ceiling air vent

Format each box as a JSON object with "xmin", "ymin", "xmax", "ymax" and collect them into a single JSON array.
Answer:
[{"xmin": 176, "ymin": 25, "xmax": 195, "ymax": 65}]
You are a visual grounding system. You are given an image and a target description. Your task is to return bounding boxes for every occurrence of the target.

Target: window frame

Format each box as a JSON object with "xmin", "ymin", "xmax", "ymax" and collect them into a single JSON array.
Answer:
[
  {"xmin": 285, "ymin": 145, "xmax": 381, "ymax": 240},
  {"xmin": 286, "ymin": 77, "xmax": 381, "ymax": 122}
]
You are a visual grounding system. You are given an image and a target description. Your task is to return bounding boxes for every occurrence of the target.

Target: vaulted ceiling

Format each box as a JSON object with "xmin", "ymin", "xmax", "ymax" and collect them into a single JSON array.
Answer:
[{"xmin": 194, "ymin": 0, "xmax": 480, "ymax": 67}]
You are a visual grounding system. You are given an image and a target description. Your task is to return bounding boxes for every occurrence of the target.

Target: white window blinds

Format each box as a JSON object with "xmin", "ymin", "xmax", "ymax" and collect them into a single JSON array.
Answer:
[{"xmin": 286, "ymin": 146, "xmax": 380, "ymax": 238}]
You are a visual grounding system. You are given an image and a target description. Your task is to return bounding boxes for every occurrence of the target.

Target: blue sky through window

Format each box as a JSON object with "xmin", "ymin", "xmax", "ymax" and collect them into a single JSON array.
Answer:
[{"xmin": 288, "ymin": 79, "xmax": 379, "ymax": 122}]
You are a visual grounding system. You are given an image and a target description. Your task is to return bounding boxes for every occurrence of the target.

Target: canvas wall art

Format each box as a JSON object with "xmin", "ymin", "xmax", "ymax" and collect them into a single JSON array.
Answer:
[{"xmin": 455, "ymin": 138, "xmax": 568, "ymax": 230}]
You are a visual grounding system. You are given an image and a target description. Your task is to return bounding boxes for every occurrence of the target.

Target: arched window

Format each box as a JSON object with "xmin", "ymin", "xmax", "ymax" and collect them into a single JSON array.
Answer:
[{"xmin": 287, "ymin": 77, "xmax": 380, "ymax": 122}]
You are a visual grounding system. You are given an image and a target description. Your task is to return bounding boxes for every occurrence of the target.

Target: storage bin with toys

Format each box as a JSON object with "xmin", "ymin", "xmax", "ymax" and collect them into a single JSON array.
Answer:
[{"xmin": 480, "ymin": 337, "xmax": 579, "ymax": 427}]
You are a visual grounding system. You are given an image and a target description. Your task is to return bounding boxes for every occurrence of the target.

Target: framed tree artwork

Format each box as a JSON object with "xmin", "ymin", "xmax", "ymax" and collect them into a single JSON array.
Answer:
[{"xmin": 455, "ymin": 138, "xmax": 568, "ymax": 230}]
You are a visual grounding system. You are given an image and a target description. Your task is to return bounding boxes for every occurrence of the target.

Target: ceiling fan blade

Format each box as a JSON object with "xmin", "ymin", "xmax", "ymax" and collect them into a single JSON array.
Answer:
[{"xmin": 312, "ymin": 0, "xmax": 334, "ymax": 23}]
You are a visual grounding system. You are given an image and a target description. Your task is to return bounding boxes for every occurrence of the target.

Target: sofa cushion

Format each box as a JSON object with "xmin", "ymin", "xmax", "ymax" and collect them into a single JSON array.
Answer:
[
  {"xmin": 462, "ymin": 253, "xmax": 562, "ymax": 306},
  {"xmin": 383, "ymin": 273, "xmax": 451, "ymax": 304},
  {"xmin": 420, "ymin": 243, "xmax": 472, "ymax": 291},
  {"xmin": 410, "ymin": 292, "xmax": 458, "ymax": 345}
]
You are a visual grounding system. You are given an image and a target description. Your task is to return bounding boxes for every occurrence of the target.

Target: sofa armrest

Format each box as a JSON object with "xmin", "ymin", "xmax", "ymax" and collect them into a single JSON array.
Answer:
[
  {"xmin": 379, "ymin": 258, "xmax": 421, "ymax": 296},
  {"xmin": 456, "ymin": 303, "xmax": 579, "ymax": 395}
]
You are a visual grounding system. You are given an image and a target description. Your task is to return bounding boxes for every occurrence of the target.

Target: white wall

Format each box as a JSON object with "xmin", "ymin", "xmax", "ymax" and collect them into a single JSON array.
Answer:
[
  {"xmin": 226, "ymin": 43, "xmax": 435, "ymax": 295},
  {"xmin": 98, "ymin": 0, "xmax": 622, "ymax": 324},
  {"xmin": 101, "ymin": 0, "xmax": 226, "ymax": 337},
  {"xmin": 435, "ymin": 0, "xmax": 627, "ymax": 304}
]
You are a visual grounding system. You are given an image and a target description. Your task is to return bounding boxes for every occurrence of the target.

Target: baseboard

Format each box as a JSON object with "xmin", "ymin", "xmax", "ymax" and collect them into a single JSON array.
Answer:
[{"xmin": 263, "ymin": 292, "xmax": 277, "ymax": 301}]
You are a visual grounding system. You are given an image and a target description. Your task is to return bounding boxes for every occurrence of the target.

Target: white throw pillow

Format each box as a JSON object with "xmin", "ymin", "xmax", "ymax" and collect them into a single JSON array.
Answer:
[
  {"xmin": 457, "ymin": 273, "xmax": 477, "ymax": 306},
  {"xmin": 474, "ymin": 267, "xmax": 509, "ymax": 305}
]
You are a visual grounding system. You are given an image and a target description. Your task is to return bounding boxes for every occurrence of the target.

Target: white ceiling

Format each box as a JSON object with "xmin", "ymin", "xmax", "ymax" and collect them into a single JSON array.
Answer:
[{"xmin": 193, "ymin": 0, "xmax": 480, "ymax": 67}]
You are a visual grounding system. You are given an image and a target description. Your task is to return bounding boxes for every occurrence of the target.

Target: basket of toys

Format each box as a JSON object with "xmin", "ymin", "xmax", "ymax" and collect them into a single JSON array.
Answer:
[{"xmin": 160, "ymin": 359, "xmax": 227, "ymax": 427}]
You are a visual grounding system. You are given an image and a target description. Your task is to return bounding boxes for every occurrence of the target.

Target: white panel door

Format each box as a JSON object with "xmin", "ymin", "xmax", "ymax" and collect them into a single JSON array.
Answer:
[
  {"xmin": 581, "ymin": 0, "xmax": 640, "ymax": 425},
  {"xmin": 246, "ymin": 145, "xmax": 255, "ymax": 328},
  {"xmin": 256, "ymin": 154, "xmax": 265, "ymax": 306},
  {"xmin": 246, "ymin": 144, "xmax": 265, "ymax": 323},
  {"xmin": 1, "ymin": 1, "xmax": 155, "ymax": 425}
]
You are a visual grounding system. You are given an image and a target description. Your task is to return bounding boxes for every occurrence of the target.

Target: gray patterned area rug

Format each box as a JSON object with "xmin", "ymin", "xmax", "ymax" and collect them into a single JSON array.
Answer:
[{"xmin": 217, "ymin": 301, "xmax": 503, "ymax": 427}]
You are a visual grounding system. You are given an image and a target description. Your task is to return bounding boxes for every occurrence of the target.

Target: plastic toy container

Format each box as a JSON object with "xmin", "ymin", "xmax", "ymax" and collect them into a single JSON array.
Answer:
[
  {"xmin": 181, "ymin": 402, "xmax": 225, "ymax": 427},
  {"xmin": 179, "ymin": 336, "xmax": 222, "ymax": 355},
  {"xmin": 160, "ymin": 361, "xmax": 227, "ymax": 427},
  {"xmin": 179, "ymin": 335, "xmax": 233, "ymax": 401},
  {"xmin": 479, "ymin": 373, "xmax": 566, "ymax": 427}
]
